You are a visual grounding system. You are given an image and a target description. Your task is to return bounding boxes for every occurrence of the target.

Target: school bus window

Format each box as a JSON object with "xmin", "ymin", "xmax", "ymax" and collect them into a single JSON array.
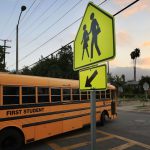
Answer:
[
  {"xmin": 63, "ymin": 89, "xmax": 71, "ymax": 101},
  {"xmin": 51, "ymin": 88, "xmax": 61, "ymax": 102},
  {"xmin": 81, "ymin": 91, "xmax": 88, "ymax": 100},
  {"xmin": 101, "ymin": 91, "xmax": 105, "ymax": 99},
  {"xmin": 22, "ymin": 87, "xmax": 36, "ymax": 104},
  {"xmin": 96, "ymin": 91, "xmax": 100, "ymax": 100},
  {"xmin": 106, "ymin": 90, "xmax": 110, "ymax": 99},
  {"xmin": 72, "ymin": 89, "xmax": 80, "ymax": 101},
  {"xmin": 3, "ymin": 86, "xmax": 19, "ymax": 105},
  {"xmin": 38, "ymin": 87, "xmax": 49, "ymax": 103},
  {"xmin": 87, "ymin": 91, "xmax": 90, "ymax": 100}
]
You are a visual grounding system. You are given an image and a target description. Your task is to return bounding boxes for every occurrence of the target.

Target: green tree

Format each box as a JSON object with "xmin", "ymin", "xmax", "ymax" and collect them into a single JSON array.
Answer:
[
  {"xmin": 130, "ymin": 48, "xmax": 140, "ymax": 81},
  {"xmin": 21, "ymin": 45, "xmax": 78, "ymax": 79},
  {"xmin": 21, "ymin": 66, "xmax": 31, "ymax": 75},
  {"xmin": 109, "ymin": 74, "xmax": 125, "ymax": 88}
]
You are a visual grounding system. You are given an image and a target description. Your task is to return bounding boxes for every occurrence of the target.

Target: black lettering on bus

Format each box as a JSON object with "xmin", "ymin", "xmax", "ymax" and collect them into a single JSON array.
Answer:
[
  {"xmin": 23, "ymin": 108, "xmax": 44, "ymax": 114},
  {"xmin": 6, "ymin": 109, "xmax": 22, "ymax": 116}
]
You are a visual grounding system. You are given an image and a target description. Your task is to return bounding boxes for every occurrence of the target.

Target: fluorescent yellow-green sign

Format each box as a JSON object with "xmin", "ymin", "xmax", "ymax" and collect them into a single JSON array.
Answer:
[
  {"xmin": 79, "ymin": 65, "xmax": 107, "ymax": 90},
  {"xmin": 74, "ymin": 2, "xmax": 115, "ymax": 70}
]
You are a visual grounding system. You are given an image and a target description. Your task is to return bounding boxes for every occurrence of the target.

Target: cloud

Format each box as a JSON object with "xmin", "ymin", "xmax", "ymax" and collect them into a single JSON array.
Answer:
[
  {"xmin": 110, "ymin": 59, "xmax": 119, "ymax": 67},
  {"xmin": 116, "ymin": 31, "xmax": 132, "ymax": 46},
  {"xmin": 142, "ymin": 41, "xmax": 150, "ymax": 47},
  {"xmin": 114, "ymin": 0, "xmax": 150, "ymax": 17},
  {"xmin": 138, "ymin": 57, "xmax": 150, "ymax": 67},
  {"xmin": 113, "ymin": 0, "xmax": 131, "ymax": 5}
]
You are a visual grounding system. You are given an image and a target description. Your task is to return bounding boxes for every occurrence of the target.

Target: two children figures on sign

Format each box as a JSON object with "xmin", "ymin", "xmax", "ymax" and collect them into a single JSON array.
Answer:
[{"xmin": 81, "ymin": 12, "xmax": 101, "ymax": 60}]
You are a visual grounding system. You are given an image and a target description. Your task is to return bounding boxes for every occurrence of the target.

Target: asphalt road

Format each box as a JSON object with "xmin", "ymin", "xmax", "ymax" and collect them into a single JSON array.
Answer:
[
  {"xmin": 101, "ymin": 110, "xmax": 150, "ymax": 145},
  {"xmin": 23, "ymin": 110, "xmax": 150, "ymax": 150}
]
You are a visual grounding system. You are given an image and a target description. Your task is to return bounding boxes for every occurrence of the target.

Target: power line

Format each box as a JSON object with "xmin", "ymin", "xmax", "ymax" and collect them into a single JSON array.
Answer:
[
  {"xmin": 1, "ymin": 0, "xmax": 19, "ymax": 37},
  {"xmin": 21, "ymin": 40, "xmax": 74, "ymax": 70},
  {"xmin": 7, "ymin": 16, "xmax": 81, "ymax": 69},
  {"xmin": 21, "ymin": 0, "xmax": 69, "ymax": 39},
  {"xmin": 21, "ymin": 0, "xmax": 83, "ymax": 49},
  {"xmin": 6, "ymin": 0, "xmax": 38, "ymax": 39},
  {"xmin": 20, "ymin": 0, "xmax": 44, "ymax": 27},
  {"xmin": 19, "ymin": 17, "xmax": 82, "ymax": 62},
  {"xmin": 20, "ymin": 0, "xmax": 38, "ymax": 23},
  {"xmin": 9, "ymin": 0, "xmax": 140, "ymax": 69},
  {"xmin": 8, "ymin": 0, "xmax": 107, "ymax": 68},
  {"xmin": 7, "ymin": 0, "xmax": 72, "ymax": 54},
  {"xmin": 113, "ymin": 0, "xmax": 140, "ymax": 16},
  {"xmin": 20, "ymin": 0, "xmax": 58, "ymax": 35}
]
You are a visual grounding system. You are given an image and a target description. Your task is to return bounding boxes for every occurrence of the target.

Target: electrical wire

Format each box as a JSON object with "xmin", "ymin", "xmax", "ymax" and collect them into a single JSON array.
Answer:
[
  {"xmin": 1, "ymin": 0, "xmax": 19, "ymax": 37},
  {"xmin": 9, "ymin": 0, "xmax": 140, "ymax": 69},
  {"xmin": 21, "ymin": 40, "xmax": 74, "ymax": 70},
  {"xmin": 19, "ymin": 17, "xmax": 82, "ymax": 63},
  {"xmin": 20, "ymin": 0, "xmax": 44, "ymax": 27},
  {"xmin": 6, "ymin": 0, "xmax": 38, "ymax": 40},
  {"xmin": 20, "ymin": 0, "xmax": 38, "ymax": 23},
  {"xmin": 20, "ymin": 0, "xmax": 83, "ymax": 49},
  {"xmin": 8, "ymin": 0, "xmax": 108, "ymax": 68},
  {"xmin": 21, "ymin": 0, "xmax": 69, "ymax": 39},
  {"xmin": 20, "ymin": 0, "xmax": 58, "ymax": 35}
]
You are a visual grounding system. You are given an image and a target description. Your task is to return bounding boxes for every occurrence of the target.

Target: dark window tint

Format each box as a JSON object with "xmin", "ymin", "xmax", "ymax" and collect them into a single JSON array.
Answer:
[
  {"xmin": 101, "ymin": 91, "xmax": 105, "ymax": 99},
  {"xmin": 51, "ymin": 88, "xmax": 61, "ymax": 102},
  {"xmin": 22, "ymin": 87, "xmax": 36, "ymax": 104},
  {"xmin": 63, "ymin": 89, "xmax": 71, "ymax": 101},
  {"xmin": 96, "ymin": 91, "xmax": 100, "ymax": 100},
  {"xmin": 22, "ymin": 87, "xmax": 35, "ymax": 95},
  {"xmin": 38, "ymin": 87, "xmax": 49, "ymax": 103},
  {"xmin": 3, "ymin": 96, "xmax": 19, "ymax": 105},
  {"xmin": 22, "ymin": 96, "xmax": 35, "ymax": 103},
  {"xmin": 3, "ymin": 86, "xmax": 19, "ymax": 95},
  {"xmin": 87, "ymin": 91, "xmax": 91, "ymax": 100},
  {"xmin": 38, "ymin": 87, "xmax": 49, "ymax": 94},
  {"xmin": 51, "ymin": 96, "xmax": 61, "ymax": 102},
  {"xmin": 72, "ymin": 89, "xmax": 79, "ymax": 94},
  {"xmin": 106, "ymin": 90, "xmax": 110, "ymax": 98},
  {"xmin": 72, "ymin": 89, "xmax": 80, "ymax": 101},
  {"xmin": 51, "ymin": 88, "xmax": 61, "ymax": 95},
  {"xmin": 38, "ymin": 96, "xmax": 49, "ymax": 103},
  {"xmin": 81, "ymin": 91, "xmax": 88, "ymax": 100},
  {"xmin": 3, "ymin": 86, "xmax": 19, "ymax": 105}
]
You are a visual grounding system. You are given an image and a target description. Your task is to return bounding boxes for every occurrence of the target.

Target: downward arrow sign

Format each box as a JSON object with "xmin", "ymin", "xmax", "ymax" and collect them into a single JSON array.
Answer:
[{"xmin": 85, "ymin": 70, "xmax": 98, "ymax": 87}]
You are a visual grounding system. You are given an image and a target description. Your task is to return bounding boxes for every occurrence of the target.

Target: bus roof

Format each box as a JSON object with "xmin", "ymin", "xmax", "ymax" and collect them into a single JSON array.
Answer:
[{"xmin": 0, "ymin": 73, "xmax": 115, "ymax": 90}]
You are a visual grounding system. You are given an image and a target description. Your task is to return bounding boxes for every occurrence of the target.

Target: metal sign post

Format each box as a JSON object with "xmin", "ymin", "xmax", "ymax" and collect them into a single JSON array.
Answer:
[
  {"xmin": 90, "ymin": 90, "xmax": 96, "ymax": 150},
  {"xmin": 73, "ymin": 2, "xmax": 115, "ymax": 150}
]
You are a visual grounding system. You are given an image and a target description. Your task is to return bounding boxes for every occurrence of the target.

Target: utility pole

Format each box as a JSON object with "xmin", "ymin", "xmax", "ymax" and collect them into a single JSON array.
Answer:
[{"xmin": 0, "ymin": 39, "xmax": 11, "ymax": 70}]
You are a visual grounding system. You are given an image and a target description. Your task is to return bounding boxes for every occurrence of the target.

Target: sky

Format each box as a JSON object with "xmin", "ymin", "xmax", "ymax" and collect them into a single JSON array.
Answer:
[{"xmin": 0, "ymin": 0, "xmax": 149, "ymax": 78}]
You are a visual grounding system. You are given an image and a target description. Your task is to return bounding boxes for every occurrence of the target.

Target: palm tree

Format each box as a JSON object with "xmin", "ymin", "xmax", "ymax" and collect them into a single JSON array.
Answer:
[{"xmin": 130, "ymin": 48, "xmax": 140, "ymax": 81}]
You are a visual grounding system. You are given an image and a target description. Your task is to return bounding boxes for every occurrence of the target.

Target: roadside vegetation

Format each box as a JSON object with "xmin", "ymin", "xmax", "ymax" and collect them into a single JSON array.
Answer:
[{"xmin": 0, "ymin": 44, "xmax": 149, "ymax": 104}]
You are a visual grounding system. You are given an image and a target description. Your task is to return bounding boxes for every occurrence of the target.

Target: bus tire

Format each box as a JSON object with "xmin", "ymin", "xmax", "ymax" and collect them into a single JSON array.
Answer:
[
  {"xmin": 0, "ymin": 128, "xmax": 24, "ymax": 150},
  {"xmin": 100, "ymin": 112, "xmax": 106, "ymax": 126}
]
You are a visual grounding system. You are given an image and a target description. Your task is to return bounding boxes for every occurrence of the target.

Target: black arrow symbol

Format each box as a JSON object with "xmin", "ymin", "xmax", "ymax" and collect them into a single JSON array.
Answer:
[{"xmin": 85, "ymin": 70, "xmax": 98, "ymax": 87}]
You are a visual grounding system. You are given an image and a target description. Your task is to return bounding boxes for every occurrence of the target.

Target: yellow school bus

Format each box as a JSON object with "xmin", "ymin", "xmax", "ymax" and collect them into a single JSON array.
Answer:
[{"xmin": 0, "ymin": 73, "xmax": 117, "ymax": 150}]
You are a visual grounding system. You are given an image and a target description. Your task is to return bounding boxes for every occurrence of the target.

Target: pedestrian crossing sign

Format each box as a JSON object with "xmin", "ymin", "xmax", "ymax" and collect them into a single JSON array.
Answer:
[
  {"xmin": 74, "ymin": 2, "xmax": 115, "ymax": 70},
  {"xmin": 79, "ymin": 64, "xmax": 107, "ymax": 90}
]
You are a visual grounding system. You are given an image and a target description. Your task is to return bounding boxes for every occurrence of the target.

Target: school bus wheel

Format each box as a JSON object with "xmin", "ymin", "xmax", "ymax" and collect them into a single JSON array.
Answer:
[
  {"xmin": 0, "ymin": 128, "xmax": 24, "ymax": 150},
  {"xmin": 100, "ymin": 110, "xmax": 109, "ymax": 126}
]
